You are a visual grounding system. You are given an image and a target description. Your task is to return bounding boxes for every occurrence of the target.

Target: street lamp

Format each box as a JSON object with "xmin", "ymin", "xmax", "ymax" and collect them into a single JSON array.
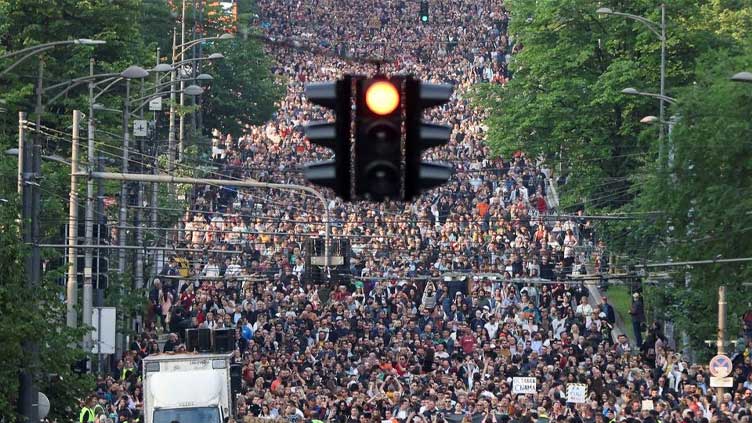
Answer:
[
  {"xmin": 621, "ymin": 87, "xmax": 677, "ymax": 104},
  {"xmin": 599, "ymin": 4, "xmax": 668, "ymax": 159},
  {"xmin": 152, "ymin": 63, "xmax": 173, "ymax": 73},
  {"xmin": 1, "ymin": 38, "xmax": 106, "ymax": 76},
  {"xmin": 731, "ymin": 72, "xmax": 752, "ymax": 83},
  {"xmin": 94, "ymin": 83, "xmax": 206, "ymax": 115},
  {"xmin": 117, "ymin": 65, "xmax": 149, "ymax": 290},
  {"xmin": 167, "ymin": 52, "xmax": 225, "ymax": 173},
  {"xmin": 176, "ymin": 54, "xmax": 224, "ymax": 163},
  {"xmin": 640, "ymin": 115, "xmax": 660, "ymax": 125},
  {"xmin": 168, "ymin": 25, "xmax": 231, "ymax": 168},
  {"xmin": 640, "ymin": 115, "xmax": 679, "ymax": 125}
]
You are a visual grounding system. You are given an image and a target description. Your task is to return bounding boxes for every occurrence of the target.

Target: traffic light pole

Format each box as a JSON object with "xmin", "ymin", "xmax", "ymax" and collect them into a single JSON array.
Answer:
[{"xmin": 73, "ymin": 172, "xmax": 332, "ymax": 266}]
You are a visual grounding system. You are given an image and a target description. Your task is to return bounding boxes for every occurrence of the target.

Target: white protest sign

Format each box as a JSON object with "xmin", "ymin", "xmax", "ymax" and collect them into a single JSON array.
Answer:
[
  {"xmin": 512, "ymin": 377, "xmax": 537, "ymax": 394},
  {"xmin": 641, "ymin": 400, "xmax": 654, "ymax": 411},
  {"xmin": 566, "ymin": 384, "xmax": 588, "ymax": 404}
]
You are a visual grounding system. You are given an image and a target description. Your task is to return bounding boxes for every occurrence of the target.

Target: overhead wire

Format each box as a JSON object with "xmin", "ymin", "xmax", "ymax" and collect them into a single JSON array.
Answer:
[{"xmin": 24, "ymin": 122, "xmax": 654, "ymax": 231}]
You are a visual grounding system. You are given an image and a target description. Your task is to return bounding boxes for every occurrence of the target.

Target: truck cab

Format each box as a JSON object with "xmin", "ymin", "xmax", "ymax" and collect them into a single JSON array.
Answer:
[{"xmin": 143, "ymin": 352, "xmax": 235, "ymax": 423}]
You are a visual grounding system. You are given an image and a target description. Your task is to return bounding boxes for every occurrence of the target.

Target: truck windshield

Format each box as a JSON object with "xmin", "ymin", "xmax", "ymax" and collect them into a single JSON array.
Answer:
[{"xmin": 153, "ymin": 407, "xmax": 221, "ymax": 423}]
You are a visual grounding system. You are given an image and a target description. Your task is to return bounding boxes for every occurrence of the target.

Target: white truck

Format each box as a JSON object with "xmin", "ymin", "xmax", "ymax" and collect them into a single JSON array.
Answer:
[{"xmin": 143, "ymin": 352, "xmax": 236, "ymax": 423}]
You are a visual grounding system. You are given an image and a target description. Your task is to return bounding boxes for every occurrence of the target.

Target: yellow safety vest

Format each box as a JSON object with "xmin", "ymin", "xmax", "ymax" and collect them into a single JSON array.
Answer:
[
  {"xmin": 93, "ymin": 404, "xmax": 105, "ymax": 416},
  {"xmin": 121, "ymin": 366, "xmax": 134, "ymax": 380},
  {"xmin": 79, "ymin": 406, "xmax": 94, "ymax": 423}
]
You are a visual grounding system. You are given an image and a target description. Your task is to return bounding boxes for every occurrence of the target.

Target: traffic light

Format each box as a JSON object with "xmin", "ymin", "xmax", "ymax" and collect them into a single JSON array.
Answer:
[
  {"xmin": 303, "ymin": 77, "xmax": 353, "ymax": 200},
  {"xmin": 303, "ymin": 74, "xmax": 453, "ymax": 202},
  {"xmin": 354, "ymin": 76, "xmax": 404, "ymax": 201},
  {"xmin": 420, "ymin": 0, "xmax": 429, "ymax": 23},
  {"xmin": 404, "ymin": 79, "xmax": 454, "ymax": 201}
]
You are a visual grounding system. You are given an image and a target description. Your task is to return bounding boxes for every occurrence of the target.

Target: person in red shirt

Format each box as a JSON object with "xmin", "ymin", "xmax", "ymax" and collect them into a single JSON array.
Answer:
[
  {"xmin": 459, "ymin": 327, "xmax": 476, "ymax": 355},
  {"xmin": 180, "ymin": 285, "xmax": 195, "ymax": 312}
]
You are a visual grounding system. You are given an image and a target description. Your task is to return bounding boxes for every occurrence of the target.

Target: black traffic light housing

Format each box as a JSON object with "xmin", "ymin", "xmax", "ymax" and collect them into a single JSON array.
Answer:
[
  {"xmin": 354, "ymin": 76, "xmax": 405, "ymax": 201},
  {"xmin": 420, "ymin": 0, "xmax": 429, "ymax": 23},
  {"xmin": 303, "ymin": 74, "xmax": 453, "ymax": 202},
  {"xmin": 405, "ymin": 79, "xmax": 453, "ymax": 201},
  {"xmin": 303, "ymin": 77, "xmax": 353, "ymax": 201}
]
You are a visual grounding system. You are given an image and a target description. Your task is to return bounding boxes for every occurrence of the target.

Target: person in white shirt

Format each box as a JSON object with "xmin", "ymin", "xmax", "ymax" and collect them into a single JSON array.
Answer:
[
  {"xmin": 484, "ymin": 314, "xmax": 500, "ymax": 339},
  {"xmin": 551, "ymin": 310, "xmax": 567, "ymax": 340},
  {"xmin": 202, "ymin": 258, "xmax": 220, "ymax": 278},
  {"xmin": 576, "ymin": 296, "xmax": 593, "ymax": 317}
]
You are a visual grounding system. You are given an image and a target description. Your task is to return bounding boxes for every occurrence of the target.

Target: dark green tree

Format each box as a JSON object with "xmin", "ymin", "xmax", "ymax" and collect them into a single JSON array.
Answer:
[
  {"xmin": 473, "ymin": 0, "xmax": 752, "ymax": 350},
  {"xmin": 0, "ymin": 157, "xmax": 94, "ymax": 422},
  {"xmin": 638, "ymin": 48, "xmax": 752, "ymax": 356},
  {"xmin": 201, "ymin": 35, "xmax": 282, "ymax": 135},
  {"xmin": 472, "ymin": 0, "xmax": 745, "ymax": 213}
]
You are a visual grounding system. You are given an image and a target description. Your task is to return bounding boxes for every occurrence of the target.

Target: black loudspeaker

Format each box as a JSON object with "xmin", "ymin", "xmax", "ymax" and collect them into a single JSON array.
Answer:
[
  {"xmin": 185, "ymin": 329, "xmax": 199, "ymax": 352},
  {"xmin": 197, "ymin": 328, "xmax": 212, "ymax": 352},
  {"xmin": 229, "ymin": 363, "xmax": 242, "ymax": 393},
  {"xmin": 213, "ymin": 328, "xmax": 235, "ymax": 353}
]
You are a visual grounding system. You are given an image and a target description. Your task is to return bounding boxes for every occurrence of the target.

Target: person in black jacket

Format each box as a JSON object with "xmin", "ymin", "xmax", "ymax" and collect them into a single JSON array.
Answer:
[
  {"xmin": 629, "ymin": 292, "xmax": 646, "ymax": 347},
  {"xmin": 600, "ymin": 296, "xmax": 616, "ymax": 325}
]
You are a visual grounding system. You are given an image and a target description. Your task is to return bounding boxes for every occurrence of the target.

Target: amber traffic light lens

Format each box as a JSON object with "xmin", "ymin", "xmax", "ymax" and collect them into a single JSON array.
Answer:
[{"xmin": 365, "ymin": 81, "xmax": 399, "ymax": 115}]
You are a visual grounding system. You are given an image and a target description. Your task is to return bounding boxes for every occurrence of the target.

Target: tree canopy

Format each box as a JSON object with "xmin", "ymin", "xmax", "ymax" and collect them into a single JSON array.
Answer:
[
  {"xmin": 474, "ymin": 0, "xmax": 752, "ymax": 353},
  {"xmin": 0, "ymin": 0, "xmax": 280, "ymax": 420}
]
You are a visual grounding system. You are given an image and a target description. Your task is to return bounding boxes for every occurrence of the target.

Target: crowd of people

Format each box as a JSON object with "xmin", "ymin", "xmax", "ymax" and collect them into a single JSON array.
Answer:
[{"xmin": 80, "ymin": 1, "xmax": 752, "ymax": 423}]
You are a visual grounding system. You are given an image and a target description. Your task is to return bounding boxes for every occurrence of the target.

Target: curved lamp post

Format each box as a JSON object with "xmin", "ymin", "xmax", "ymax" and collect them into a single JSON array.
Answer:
[
  {"xmin": 731, "ymin": 72, "xmax": 752, "ymax": 83},
  {"xmin": 1, "ymin": 38, "xmax": 106, "ymax": 76},
  {"xmin": 167, "ymin": 53, "xmax": 225, "ymax": 174},
  {"xmin": 599, "ymin": 5, "xmax": 668, "ymax": 163},
  {"xmin": 621, "ymin": 87, "xmax": 676, "ymax": 104}
]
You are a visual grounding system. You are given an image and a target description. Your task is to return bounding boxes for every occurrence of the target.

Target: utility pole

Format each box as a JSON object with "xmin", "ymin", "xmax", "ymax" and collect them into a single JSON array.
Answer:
[
  {"xmin": 179, "ymin": 0, "xmax": 187, "ymax": 162},
  {"xmin": 17, "ymin": 112, "xmax": 25, "ymax": 195},
  {"xmin": 66, "ymin": 110, "xmax": 80, "ymax": 329},
  {"xmin": 658, "ymin": 3, "xmax": 666, "ymax": 168},
  {"xmin": 118, "ymin": 79, "xmax": 131, "ymax": 275},
  {"xmin": 151, "ymin": 48, "xmax": 160, "ymax": 256},
  {"xmin": 84, "ymin": 59, "xmax": 96, "ymax": 352},
  {"xmin": 19, "ymin": 59, "xmax": 44, "ymax": 423},
  {"xmin": 717, "ymin": 284, "xmax": 727, "ymax": 399},
  {"xmin": 135, "ymin": 79, "xmax": 145, "ymax": 292},
  {"xmin": 167, "ymin": 30, "xmax": 177, "ymax": 200}
]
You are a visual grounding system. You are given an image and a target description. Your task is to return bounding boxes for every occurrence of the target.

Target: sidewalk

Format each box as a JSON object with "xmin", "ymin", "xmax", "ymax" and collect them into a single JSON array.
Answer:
[{"xmin": 584, "ymin": 277, "xmax": 634, "ymax": 345}]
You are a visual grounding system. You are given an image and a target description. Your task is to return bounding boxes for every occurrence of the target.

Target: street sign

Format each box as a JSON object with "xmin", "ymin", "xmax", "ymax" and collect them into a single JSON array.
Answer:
[
  {"xmin": 149, "ymin": 97, "xmax": 162, "ymax": 111},
  {"xmin": 566, "ymin": 384, "xmax": 588, "ymax": 403},
  {"xmin": 710, "ymin": 376, "xmax": 733, "ymax": 388},
  {"xmin": 133, "ymin": 120, "xmax": 148, "ymax": 137},
  {"xmin": 709, "ymin": 354, "xmax": 732, "ymax": 377},
  {"xmin": 38, "ymin": 392, "xmax": 50, "ymax": 419},
  {"xmin": 512, "ymin": 377, "xmax": 537, "ymax": 394},
  {"xmin": 91, "ymin": 307, "xmax": 117, "ymax": 354}
]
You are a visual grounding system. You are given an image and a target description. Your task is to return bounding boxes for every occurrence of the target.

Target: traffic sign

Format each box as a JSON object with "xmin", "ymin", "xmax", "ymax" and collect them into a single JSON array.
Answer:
[
  {"xmin": 38, "ymin": 392, "xmax": 50, "ymax": 419},
  {"xmin": 149, "ymin": 97, "xmax": 162, "ymax": 111},
  {"xmin": 133, "ymin": 120, "xmax": 148, "ymax": 137},
  {"xmin": 710, "ymin": 376, "xmax": 733, "ymax": 388},
  {"xmin": 709, "ymin": 354, "xmax": 732, "ymax": 377}
]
